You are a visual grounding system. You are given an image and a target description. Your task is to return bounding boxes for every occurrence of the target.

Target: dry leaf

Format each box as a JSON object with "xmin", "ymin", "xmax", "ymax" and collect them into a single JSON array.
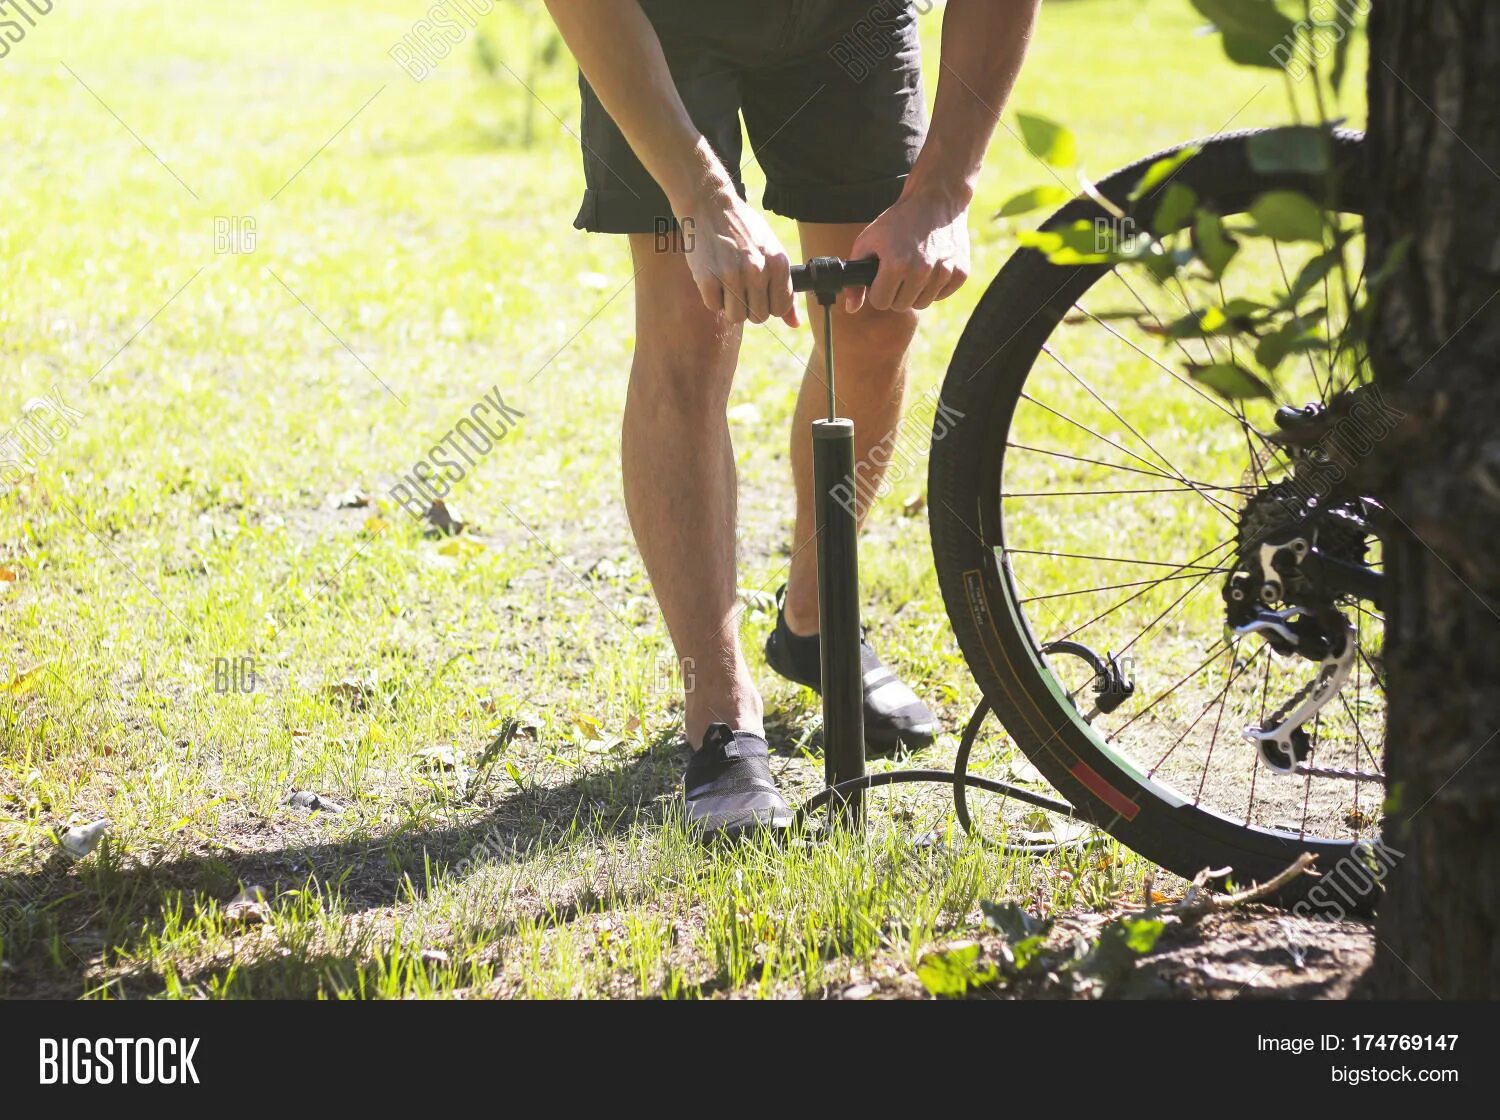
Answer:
[
  {"xmin": 8, "ymin": 660, "xmax": 52, "ymax": 695},
  {"xmin": 59, "ymin": 818, "xmax": 110, "ymax": 860},
  {"xmin": 322, "ymin": 678, "xmax": 374, "ymax": 710},
  {"xmin": 423, "ymin": 499, "xmax": 465, "ymax": 538},
  {"xmin": 902, "ymin": 493, "xmax": 926, "ymax": 517},
  {"xmin": 0, "ymin": 566, "xmax": 17, "ymax": 582},
  {"xmin": 329, "ymin": 487, "xmax": 370, "ymax": 510},
  {"xmin": 225, "ymin": 885, "xmax": 270, "ymax": 926},
  {"xmin": 438, "ymin": 536, "xmax": 486, "ymax": 558},
  {"xmin": 287, "ymin": 790, "xmax": 341, "ymax": 813},
  {"xmin": 416, "ymin": 745, "xmax": 467, "ymax": 770},
  {"xmin": 584, "ymin": 556, "xmax": 621, "ymax": 581},
  {"xmin": 572, "ymin": 714, "xmax": 605, "ymax": 741}
]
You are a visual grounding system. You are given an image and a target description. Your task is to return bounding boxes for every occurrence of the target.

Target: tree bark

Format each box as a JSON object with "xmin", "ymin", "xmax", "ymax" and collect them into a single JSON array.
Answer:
[{"xmin": 1365, "ymin": 0, "xmax": 1500, "ymax": 998}]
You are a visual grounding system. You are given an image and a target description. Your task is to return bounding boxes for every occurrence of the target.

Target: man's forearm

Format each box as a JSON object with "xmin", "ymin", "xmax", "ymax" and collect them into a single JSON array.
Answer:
[
  {"xmin": 543, "ymin": 0, "xmax": 730, "ymax": 213},
  {"xmin": 907, "ymin": 0, "xmax": 1042, "ymax": 204}
]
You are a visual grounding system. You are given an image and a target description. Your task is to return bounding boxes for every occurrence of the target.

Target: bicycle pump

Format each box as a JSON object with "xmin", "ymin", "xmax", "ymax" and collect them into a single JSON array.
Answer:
[{"xmin": 789, "ymin": 256, "xmax": 879, "ymax": 827}]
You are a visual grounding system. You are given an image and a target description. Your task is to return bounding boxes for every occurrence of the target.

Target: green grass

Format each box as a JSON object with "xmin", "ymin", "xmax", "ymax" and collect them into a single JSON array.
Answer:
[{"xmin": 0, "ymin": 0, "xmax": 1368, "ymax": 998}]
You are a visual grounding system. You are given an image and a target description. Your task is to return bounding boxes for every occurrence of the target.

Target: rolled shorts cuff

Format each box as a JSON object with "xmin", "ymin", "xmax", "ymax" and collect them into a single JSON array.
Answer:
[
  {"xmin": 762, "ymin": 174, "xmax": 909, "ymax": 225},
  {"xmin": 574, "ymin": 181, "xmax": 749, "ymax": 235}
]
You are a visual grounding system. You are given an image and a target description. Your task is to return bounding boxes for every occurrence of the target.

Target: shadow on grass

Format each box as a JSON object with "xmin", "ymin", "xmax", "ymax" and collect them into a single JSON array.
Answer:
[{"xmin": 0, "ymin": 730, "xmax": 689, "ymax": 998}]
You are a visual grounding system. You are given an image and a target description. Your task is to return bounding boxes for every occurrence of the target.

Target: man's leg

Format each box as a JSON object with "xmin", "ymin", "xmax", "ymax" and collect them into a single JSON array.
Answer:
[
  {"xmin": 622, "ymin": 231, "xmax": 762, "ymax": 748},
  {"xmin": 782, "ymin": 222, "xmax": 919, "ymax": 635},
  {"xmin": 763, "ymin": 221, "xmax": 938, "ymax": 751}
]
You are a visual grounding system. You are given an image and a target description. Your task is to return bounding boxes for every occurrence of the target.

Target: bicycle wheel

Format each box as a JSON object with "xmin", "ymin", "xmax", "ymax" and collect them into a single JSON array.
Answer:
[{"xmin": 930, "ymin": 128, "xmax": 1389, "ymax": 908}]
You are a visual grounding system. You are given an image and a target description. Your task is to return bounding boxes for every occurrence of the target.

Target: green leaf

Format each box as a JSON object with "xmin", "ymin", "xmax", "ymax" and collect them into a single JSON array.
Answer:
[
  {"xmin": 981, "ymin": 903, "xmax": 1052, "ymax": 974},
  {"xmin": 917, "ymin": 943, "xmax": 1000, "ymax": 998},
  {"xmin": 1070, "ymin": 914, "xmax": 1167, "ymax": 992},
  {"xmin": 1151, "ymin": 182, "xmax": 1197, "ymax": 236},
  {"xmin": 1255, "ymin": 322, "xmax": 1324, "ymax": 371},
  {"xmin": 1016, "ymin": 112, "xmax": 1077, "ymax": 169},
  {"xmin": 1019, "ymin": 220, "xmax": 1113, "ymax": 265},
  {"xmin": 1189, "ymin": 361, "xmax": 1275, "ymax": 400},
  {"xmin": 994, "ymin": 184, "xmax": 1073, "ymax": 218},
  {"xmin": 1142, "ymin": 245, "xmax": 1195, "ymax": 283},
  {"xmin": 1249, "ymin": 190, "xmax": 1326, "ymax": 242},
  {"xmin": 1220, "ymin": 297, "xmax": 1265, "ymax": 321},
  {"xmin": 1118, "ymin": 916, "xmax": 1166, "ymax": 954},
  {"xmin": 1158, "ymin": 300, "xmax": 1263, "ymax": 340},
  {"xmin": 1189, "ymin": 0, "xmax": 1298, "ymax": 70},
  {"xmin": 1247, "ymin": 126, "xmax": 1330, "ymax": 174},
  {"xmin": 1009, "ymin": 935, "xmax": 1048, "ymax": 973},
  {"xmin": 1193, "ymin": 209, "xmax": 1239, "ymax": 279},
  {"xmin": 1127, "ymin": 145, "xmax": 1200, "ymax": 201},
  {"xmin": 980, "ymin": 901, "xmax": 1049, "ymax": 941},
  {"xmin": 1161, "ymin": 306, "xmax": 1227, "ymax": 339},
  {"xmin": 1281, "ymin": 247, "xmax": 1341, "ymax": 308}
]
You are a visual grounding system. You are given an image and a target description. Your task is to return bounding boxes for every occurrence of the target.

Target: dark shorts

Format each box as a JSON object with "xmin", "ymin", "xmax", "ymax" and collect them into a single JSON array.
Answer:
[{"xmin": 573, "ymin": 0, "xmax": 927, "ymax": 234}]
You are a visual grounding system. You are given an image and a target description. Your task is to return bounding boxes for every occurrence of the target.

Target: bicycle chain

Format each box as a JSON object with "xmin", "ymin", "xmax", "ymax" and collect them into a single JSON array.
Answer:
[
  {"xmin": 1262, "ymin": 669, "xmax": 1385, "ymax": 783},
  {"xmin": 1294, "ymin": 763, "xmax": 1385, "ymax": 783},
  {"xmin": 1259, "ymin": 672, "xmax": 1319, "ymax": 732}
]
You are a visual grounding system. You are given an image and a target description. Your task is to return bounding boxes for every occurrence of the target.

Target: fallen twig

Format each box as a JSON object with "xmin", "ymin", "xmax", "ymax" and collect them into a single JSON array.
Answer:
[{"xmin": 1173, "ymin": 852, "xmax": 1320, "ymax": 921}]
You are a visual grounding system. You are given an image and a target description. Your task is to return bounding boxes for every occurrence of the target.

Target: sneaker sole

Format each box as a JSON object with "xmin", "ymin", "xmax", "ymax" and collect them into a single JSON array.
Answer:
[
  {"xmin": 690, "ymin": 807, "xmax": 795, "ymax": 839},
  {"xmin": 766, "ymin": 635, "xmax": 936, "ymax": 754}
]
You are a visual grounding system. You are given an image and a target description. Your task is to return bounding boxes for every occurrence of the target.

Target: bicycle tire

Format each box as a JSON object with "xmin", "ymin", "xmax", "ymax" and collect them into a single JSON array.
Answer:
[{"xmin": 928, "ymin": 127, "xmax": 1384, "ymax": 910}]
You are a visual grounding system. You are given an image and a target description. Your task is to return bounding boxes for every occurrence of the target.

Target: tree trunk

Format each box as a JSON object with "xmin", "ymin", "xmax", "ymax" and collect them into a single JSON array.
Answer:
[{"xmin": 1365, "ymin": 0, "xmax": 1500, "ymax": 997}]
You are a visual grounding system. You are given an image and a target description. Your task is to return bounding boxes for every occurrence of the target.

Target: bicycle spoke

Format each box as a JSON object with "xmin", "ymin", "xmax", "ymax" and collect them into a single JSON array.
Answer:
[
  {"xmin": 1194, "ymin": 639, "xmax": 1255, "ymax": 806},
  {"xmin": 1150, "ymin": 640, "xmax": 1266, "ymax": 776},
  {"xmin": 1006, "ymin": 546, "xmax": 1230, "ymax": 572},
  {"xmin": 1020, "ymin": 569, "xmax": 1218, "ymax": 604},
  {"xmin": 1007, "ymin": 442, "xmax": 1181, "ymax": 483},
  {"xmin": 1078, "ymin": 292, "xmax": 1291, "ymax": 472},
  {"xmin": 1003, "ymin": 484, "xmax": 1252, "ymax": 498},
  {"xmin": 1107, "ymin": 638, "xmax": 1228, "ymax": 741},
  {"xmin": 1112, "ymin": 267, "xmax": 1207, "ymax": 375},
  {"xmin": 1049, "ymin": 538, "xmax": 1235, "ymax": 642},
  {"xmin": 1113, "ymin": 565, "xmax": 1222, "ymax": 658},
  {"xmin": 1006, "ymin": 443, "xmax": 1256, "ymax": 499},
  {"xmin": 1272, "ymin": 240, "xmax": 1328, "ymax": 402},
  {"xmin": 1336, "ymin": 692, "xmax": 1384, "ymax": 775},
  {"xmin": 1039, "ymin": 345, "xmax": 1240, "ymax": 523},
  {"xmin": 983, "ymin": 163, "xmax": 1381, "ymax": 849},
  {"xmin": 1020, "ymin": 390, "xmax": 1188, "ymax": 484},
  {"xmin": 1244, "ymin": 655, "xmax": 1273, "ymax": 825}
]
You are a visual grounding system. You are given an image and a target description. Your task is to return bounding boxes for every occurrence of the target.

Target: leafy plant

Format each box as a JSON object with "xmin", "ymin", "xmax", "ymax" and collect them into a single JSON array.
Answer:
[
  {"xmin": 1067, "ymin": 913, "xmax": 1167, "ymax": 996},
  {"xmin": 917, "ymin": 942, "xmax": 999, "ymax": 998},
  {"xmin": 995, "ymin": 0, "xmax": 1374, "ymax": 407},
  {"xmin": 980, "ymin": 900, "xmax": 1052, "ymax": 973}
]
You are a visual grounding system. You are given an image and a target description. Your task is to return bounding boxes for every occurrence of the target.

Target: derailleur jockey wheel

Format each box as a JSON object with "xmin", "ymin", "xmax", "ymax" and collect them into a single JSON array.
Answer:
[{"xmin": 1223, "ymin": 400, "xmax": 1385, "ymax": 777}]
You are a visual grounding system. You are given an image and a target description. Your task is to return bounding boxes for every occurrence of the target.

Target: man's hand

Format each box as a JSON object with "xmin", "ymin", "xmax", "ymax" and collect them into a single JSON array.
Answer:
[
  {"xmin": 678, "ymin": 184, "xmax": 799, "ymax": 328},
  {"xmin": 844, "ymin": 186, "xmax": 971, "ymax": 314},
  {"xmin": 840, "ymin": 0, "xmax": 1040, "ymax": 315}
]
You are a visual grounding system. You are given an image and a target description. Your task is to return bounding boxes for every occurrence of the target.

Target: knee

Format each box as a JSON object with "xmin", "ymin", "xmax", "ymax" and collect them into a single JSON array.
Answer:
[
  {"xmin": 629, "ymin": 303, "xmax": 741, "ymax": 419},
  {"xmin": 835, "ymin": 304, "xmax": 919, "ymax": 366}
]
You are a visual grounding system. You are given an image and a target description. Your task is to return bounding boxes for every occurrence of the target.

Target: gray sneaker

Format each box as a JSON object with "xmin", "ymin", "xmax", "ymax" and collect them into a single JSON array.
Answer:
[{"xmin": 684, "ymin": 723, "xmax": 793, "ymax": 836}]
